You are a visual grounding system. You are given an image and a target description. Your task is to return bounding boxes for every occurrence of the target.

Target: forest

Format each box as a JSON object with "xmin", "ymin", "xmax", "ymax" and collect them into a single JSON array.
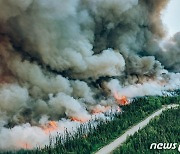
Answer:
[
  {"xmin": 4, "ymin": 91, "xmax": 180, "ymax": 154},
  {"xmin": 113, "ymin": 106, "xmax": 180, "ymax": 154}
]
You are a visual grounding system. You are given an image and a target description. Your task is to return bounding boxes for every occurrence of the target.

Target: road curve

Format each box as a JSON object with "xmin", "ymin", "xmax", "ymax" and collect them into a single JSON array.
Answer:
[{"xmin": 95, "ymin": 104, "xmax": 179, "ymax": 154}]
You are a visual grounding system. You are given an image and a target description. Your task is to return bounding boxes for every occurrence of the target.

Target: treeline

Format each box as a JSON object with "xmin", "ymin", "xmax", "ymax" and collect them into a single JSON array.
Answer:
[
  {"xmin": 4, "ymin": 93, "xmax": 180, "ymax": 154},
  {"xmin": 113, "ymin": 106, "xmax": 180, "ymax": 154}
]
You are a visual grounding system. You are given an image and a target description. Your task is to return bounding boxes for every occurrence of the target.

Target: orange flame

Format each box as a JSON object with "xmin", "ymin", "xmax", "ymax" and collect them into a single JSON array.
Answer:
[
  {"xmin": 114, "ymin": 92, "xmax": 128, "ymax": 105},
  {"xmin": 91, "ymin": 105, "xmax": 111, "ymax": 114},
  {"xmin": 42, "ymin": 121, "xmax": 58, "ymax": 134},
  {"xmin": 70, "ymin": 117, "xmax": 89, "ymax": 123},
  {"xmin": 17, "ymin": 142, "xmax": 32, "ymax": 150}
]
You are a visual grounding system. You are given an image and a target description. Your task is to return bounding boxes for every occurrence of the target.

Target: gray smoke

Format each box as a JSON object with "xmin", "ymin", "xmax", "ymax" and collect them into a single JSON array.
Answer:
[
  {"xmin": 0, "ymin": 0, "xmax": 179, "ymax": 150},
  {"xmin": 155, "ymin": 33, "xmax": 180, "ymax": 72}
]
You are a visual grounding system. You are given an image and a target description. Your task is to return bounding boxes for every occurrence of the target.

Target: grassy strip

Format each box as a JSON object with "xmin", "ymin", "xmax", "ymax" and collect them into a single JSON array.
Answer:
[{"xmin": 113, "ymin": 106, "xmax": 180, "ymax": 154}]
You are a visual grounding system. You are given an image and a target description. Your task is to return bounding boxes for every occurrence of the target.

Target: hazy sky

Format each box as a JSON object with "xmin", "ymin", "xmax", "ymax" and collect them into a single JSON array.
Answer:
[{"xmin": 161, "ymin": 0, "xmax": 180, "ymax": 37}]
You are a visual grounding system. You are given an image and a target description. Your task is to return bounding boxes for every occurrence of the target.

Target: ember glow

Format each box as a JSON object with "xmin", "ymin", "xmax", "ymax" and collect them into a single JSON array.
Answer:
[
  {"xmin": 91, "ymin": 105, "xmax": 111, "ymax": 114},
  {"xmin": 42, "ymin": 121, "xmax": 58, "ymax": 134},
  {"xmin": 17, "ymin": 142, "xmax": 32, "ymax": 150},
  {"xmin": 114, "ymin": 92, "xmax": 129, "ymax": 106},
  {"xmin": 70, "ymin": 117, "xmax": 90, "ymax": 123}
]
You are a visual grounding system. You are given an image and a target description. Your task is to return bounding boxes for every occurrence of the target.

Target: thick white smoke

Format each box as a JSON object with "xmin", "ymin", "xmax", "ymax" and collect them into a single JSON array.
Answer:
[{"xmin": 0, "ymin": 0, "xmax": 179, "ymax": 150}]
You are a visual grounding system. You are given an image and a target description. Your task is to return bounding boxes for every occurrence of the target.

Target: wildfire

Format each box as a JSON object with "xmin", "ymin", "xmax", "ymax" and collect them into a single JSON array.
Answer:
[
  {"xmin": 114, "ymin": 92, "xmax": 128, "ymax": 105},
  {"xmin": 70, "ymin": 117, "xmax": 90, "ymax": 123},
  {"xmin": 42, "ymin": 121, "xmax": 58, "ymax": 134},
  {"xmin": 17, "ymin": 142, "xmax": 32, "ymax": 150},
  {"xmin": 91, "ymin": 105, "xmax": 111, "ymax": 114}
]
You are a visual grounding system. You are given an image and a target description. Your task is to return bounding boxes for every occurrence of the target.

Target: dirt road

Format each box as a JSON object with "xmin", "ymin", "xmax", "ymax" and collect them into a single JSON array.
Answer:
[{"xmin": 95, "ymin": 104, "xmax": 179, "ymax": 154}]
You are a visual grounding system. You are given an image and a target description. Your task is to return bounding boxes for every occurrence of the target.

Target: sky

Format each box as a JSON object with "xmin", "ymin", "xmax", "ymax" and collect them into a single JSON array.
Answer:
[{"xmin": 161, "ymin": 0, "xmax": 180, "ymax": 37}]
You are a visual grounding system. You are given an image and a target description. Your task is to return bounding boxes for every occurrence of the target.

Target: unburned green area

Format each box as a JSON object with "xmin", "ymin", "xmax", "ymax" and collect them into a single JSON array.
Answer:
[{"xmin": 113, "ymin": 105, "xmax": 180, "ymax": 154}]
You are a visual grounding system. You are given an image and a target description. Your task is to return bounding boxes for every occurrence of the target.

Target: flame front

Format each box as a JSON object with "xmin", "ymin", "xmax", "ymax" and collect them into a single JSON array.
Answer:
[
  {"xmin": 42, "ymin": 121, "xmax": 58, "ymax": 134},
  {"xmin": 91, "ymin": 105, "xmax": 111, "ymax": 114},
  {"xmin": 70, "ymin": 117, "xmax": 90, "ymax": 123},
  {"xmin": 114, "ymin": 92, "xmax": 128, "ymax": 105}
]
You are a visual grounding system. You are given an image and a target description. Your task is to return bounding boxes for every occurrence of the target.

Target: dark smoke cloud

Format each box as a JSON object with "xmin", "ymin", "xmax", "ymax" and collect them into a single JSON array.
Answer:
[{"xmin": 152, "ymin": 32, "xmax": 180, "ymax": 72}]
